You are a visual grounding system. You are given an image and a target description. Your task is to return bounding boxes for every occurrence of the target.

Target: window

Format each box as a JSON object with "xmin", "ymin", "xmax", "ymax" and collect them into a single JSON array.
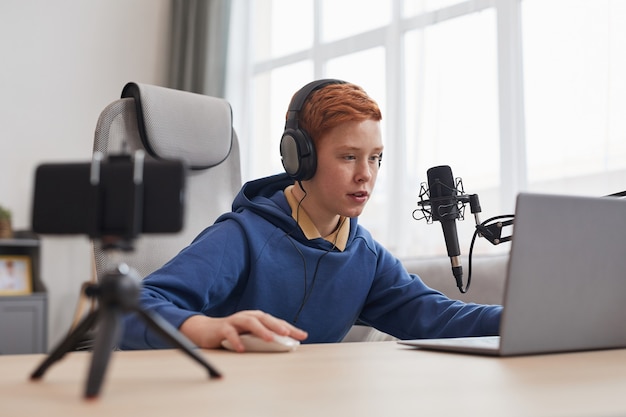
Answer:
[
  {"xmin": 522, "ymin": 0, "xmax": 626, "ymax": 195},
  {"xmin": 227, "ymin": 0, "xmax": 626, "ymax": 260},
  {"xmin": 403, "ymin": 7, "xmax": 500, "ymax": 257}
]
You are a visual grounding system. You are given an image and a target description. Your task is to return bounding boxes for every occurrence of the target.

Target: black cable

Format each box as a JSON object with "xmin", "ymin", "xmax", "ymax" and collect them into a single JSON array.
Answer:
[
  {"xmin": 286, "ymin": 181, "xmax": 343, "ymax": 323},
  {"xmin": 292, "ymin": 245, "xmax": 333, "ymax": 323},
  {"xmin": 462, "ymin": 214, "xmax": 515, "ymax": 293},
  {"xmin": 284, "ymin": 181, "xmax": 309, "ymax": 323}
]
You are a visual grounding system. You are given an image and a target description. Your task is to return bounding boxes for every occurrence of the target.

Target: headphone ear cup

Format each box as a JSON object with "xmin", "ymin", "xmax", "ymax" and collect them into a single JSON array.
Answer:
[
  {"xmin": 280, "ymin": 128, "xmax": 317, "ymax": 181},
  {"xmin": 281, "ymin": 79, "xmax": 345, "ymax": 180}
]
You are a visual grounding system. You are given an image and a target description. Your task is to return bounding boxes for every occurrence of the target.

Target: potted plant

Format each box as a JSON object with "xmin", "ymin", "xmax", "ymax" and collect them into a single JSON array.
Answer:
[{"xmin": 0, "ymin": 204, "xmax": 13, "ymax": 239}]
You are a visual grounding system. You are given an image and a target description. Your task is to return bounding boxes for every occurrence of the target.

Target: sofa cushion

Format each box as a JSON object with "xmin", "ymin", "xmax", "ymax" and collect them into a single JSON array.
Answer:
[{"xmin": 402, "ymin": 254, "xmax": 508, "ymax": 306}]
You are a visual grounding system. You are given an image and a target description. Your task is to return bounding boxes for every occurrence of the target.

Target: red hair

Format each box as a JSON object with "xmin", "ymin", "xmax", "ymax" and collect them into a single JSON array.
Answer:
[{"xmin": 293, "ymin": 82, "xmax": 382, "ymax": 145}]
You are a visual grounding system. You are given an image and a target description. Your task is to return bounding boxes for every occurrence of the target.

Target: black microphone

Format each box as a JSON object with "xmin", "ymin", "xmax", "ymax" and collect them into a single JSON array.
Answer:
[{"xmin": 426, "ymin": 165, "xmax": 464, "ymax": 291}]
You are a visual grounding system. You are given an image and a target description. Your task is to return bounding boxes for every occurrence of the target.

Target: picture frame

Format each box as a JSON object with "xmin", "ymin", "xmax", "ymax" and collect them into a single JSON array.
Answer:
[{"xmin": 0, "ymin": 255, "xmax": 33, "ymax": 296}]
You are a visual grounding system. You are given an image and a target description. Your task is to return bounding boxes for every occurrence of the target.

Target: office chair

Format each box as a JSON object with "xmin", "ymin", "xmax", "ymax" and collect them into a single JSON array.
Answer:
[
  {"xmin": 91, "ymin": 82, "xmax": 241, "ymax": 280},
  {"xmin": 69, "ymin": 82, "xmax": 241, "ymax": 335}
]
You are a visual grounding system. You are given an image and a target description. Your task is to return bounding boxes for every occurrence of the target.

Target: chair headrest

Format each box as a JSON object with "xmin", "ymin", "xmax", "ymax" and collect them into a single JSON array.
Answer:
[{"xmin": 121, "ymin": 82, "xmax": 233, "ymax": 170}]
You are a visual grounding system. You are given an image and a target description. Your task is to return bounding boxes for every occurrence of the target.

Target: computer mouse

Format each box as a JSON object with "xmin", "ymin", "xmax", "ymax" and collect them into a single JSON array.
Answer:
[{"xmin": 221, "ymin": 333, "xmax": 300, "ymax": 353}]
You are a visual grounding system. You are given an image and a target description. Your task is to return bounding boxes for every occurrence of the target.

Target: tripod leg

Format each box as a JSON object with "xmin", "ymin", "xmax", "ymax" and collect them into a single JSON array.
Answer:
[
  {"xmin": 84, "ymin": 306, "xmax": 122, "ymax": 399},
  {"xmin": 136, "ymin": 308, "xmax": 222, "ymax": 378},
  {"xmin": 30, "ymin": 309, "xmax": 100, "ymax": 380}
]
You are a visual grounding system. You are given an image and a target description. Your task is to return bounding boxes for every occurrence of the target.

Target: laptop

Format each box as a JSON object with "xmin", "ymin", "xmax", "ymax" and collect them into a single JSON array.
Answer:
[{"xmin": 399, "ymin": 192, "xmax": 626, "ymax": 356}]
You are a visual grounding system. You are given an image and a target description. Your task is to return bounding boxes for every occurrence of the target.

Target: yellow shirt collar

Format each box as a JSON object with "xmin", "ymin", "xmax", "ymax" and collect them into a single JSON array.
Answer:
[{"xmin": 284, "ymin": 185, "xmax": 349, "ymax": 251}]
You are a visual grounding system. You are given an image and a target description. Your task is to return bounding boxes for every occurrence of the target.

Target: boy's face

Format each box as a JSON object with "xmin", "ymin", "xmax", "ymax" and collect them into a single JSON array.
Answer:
[{"xmin": 303, "ymin": 118, "xmax": 383, "ymax": 221}]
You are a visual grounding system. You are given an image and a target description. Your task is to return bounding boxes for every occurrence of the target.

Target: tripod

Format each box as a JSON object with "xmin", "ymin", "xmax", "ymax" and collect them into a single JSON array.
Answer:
[{"xmin": 30, "ymin": 260, "xmax": 221, "ymax": 399}]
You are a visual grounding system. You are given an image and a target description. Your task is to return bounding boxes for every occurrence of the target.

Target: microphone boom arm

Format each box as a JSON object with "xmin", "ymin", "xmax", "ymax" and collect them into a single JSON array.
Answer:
[{"xmin": 475, "ymin": 217, "xmax": 514, "ymax": 246}]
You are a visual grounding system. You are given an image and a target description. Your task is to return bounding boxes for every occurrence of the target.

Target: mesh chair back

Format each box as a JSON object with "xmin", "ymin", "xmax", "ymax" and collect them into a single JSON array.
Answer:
[{"xmin": 92, "ymin": 83, "xmax": 241, "ymax": 279}]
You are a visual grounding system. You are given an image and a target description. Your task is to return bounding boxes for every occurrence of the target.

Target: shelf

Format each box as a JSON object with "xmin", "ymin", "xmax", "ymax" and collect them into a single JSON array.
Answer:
[{"xmin": 0, "ymin": 233, "xmax": 48, "ymax": 354}]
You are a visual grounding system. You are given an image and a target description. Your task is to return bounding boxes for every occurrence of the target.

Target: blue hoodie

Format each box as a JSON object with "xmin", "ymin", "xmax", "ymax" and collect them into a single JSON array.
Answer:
[{"xmin": 120, "ymin": 173, "xmax": 501, "ymax": 349}]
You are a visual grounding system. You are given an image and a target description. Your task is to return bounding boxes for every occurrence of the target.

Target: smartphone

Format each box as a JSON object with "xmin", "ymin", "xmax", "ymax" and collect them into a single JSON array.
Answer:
[{"xmin": 32, "ymin": 156, "xmax": 186, "ymax": 237}]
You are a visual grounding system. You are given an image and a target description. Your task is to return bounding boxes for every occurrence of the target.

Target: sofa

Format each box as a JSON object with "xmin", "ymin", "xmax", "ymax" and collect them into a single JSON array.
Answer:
[{"xmin": 342, "ymin": 253, "xmax": 509, "ymax": 342}]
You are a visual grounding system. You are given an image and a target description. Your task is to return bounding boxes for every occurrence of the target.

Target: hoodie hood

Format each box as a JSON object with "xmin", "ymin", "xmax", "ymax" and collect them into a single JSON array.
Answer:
[
  {"xmin": 230, "ymin": 173, "xmax": 299, "ymax": 234},
  {"xmin": 226, "ymin": 173, "xmax": 359, "ymax": 247}
]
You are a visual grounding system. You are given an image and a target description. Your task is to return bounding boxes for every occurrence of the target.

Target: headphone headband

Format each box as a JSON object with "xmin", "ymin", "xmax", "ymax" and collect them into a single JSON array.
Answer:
[{"xmin": 284, "ymin": 79, "xmax": 346, "ymax": 130}]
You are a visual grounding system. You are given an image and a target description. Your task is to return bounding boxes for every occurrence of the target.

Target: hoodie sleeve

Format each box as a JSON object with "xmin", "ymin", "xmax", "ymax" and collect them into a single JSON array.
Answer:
[
  {"xmin": 358, "ymin": 246, "xmax": 502, "ymax": 340},
  {"xmin": 119, "ymin": 219, "xmax": 249, "ymax": 349}
]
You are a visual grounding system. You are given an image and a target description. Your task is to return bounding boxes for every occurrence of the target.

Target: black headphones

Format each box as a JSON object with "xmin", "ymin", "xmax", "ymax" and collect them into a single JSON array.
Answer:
[{"xmin": 280, "ymin": 79, "xmax": 347, "ymax": 181}]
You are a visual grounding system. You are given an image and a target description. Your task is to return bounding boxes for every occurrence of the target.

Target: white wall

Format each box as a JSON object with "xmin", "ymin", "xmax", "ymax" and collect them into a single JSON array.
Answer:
[{"xmin": 0, "ymin": 0, "xmax": 171, "ymax": 349}]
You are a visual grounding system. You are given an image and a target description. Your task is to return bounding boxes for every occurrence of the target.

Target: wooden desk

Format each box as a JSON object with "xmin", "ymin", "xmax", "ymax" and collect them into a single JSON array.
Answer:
[{"xmin": 2, "ymin": 341, "xmax": 626, "ymax": 416}]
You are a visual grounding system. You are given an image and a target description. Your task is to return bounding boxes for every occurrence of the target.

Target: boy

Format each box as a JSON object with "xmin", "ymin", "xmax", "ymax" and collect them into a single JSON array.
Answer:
[{"xmin": 120, "ymin": 79, "xmax": 501, "ymax": 352}]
